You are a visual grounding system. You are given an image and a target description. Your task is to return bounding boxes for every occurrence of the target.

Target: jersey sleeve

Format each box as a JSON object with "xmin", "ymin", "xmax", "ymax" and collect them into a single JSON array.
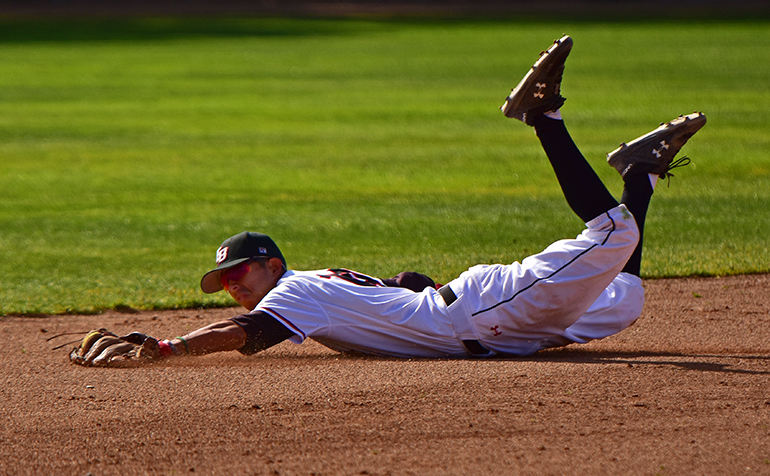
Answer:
[
  {"xmin": 253, "ymin": 277, "xmax": 331, "ymax": 344},
  {"xmin": 230, "ymin": 312, "xmax": 297, "ymax": 355}
]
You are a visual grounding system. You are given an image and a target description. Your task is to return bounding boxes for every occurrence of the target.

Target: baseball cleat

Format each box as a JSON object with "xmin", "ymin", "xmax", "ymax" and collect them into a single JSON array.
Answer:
[
  {"xmin": 607, "ymin": 112, "xmax": 706, "ymax": 179},
  {"xmin": 501, "ymin": 35, "xmax": 572, "ymax": 125}
]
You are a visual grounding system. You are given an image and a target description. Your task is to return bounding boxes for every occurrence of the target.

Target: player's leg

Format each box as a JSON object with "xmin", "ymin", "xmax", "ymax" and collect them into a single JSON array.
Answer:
[
  {"xmin": 446, "ymin": 203, "xmax": 640, "ymax": 355},
  {"xmin": 608, "ymin": 112, "xmax": 707, "ymax": 275},
  {"xmin": 473, "ymin": 36, "xmax": 707, "ymax": 354},
  {"xmin": 502, "ymin": 36, "xmax": 706, "ymax": 275},
  {"xmin": 550, "ymin": 113, "xmax": 707, "ymax": 348},
  {"xmin": 532, "ymin": 114, "xmax": 706, "ymax": 278},
  {"xmin": 501, "ymin": 35, "xmax": 618, "ymax": 223},
  {"xmin": 617, "ymin": 172, "xmax": 652, "ymax": 276},
  {"xmin": 531, "ymin": 114, "xmax": 618, "ymax": 223}
]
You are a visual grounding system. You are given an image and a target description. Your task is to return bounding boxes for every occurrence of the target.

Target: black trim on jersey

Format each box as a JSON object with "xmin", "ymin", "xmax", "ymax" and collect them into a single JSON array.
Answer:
[
  {"xmin": 471, "ymin": 211, "xmax": 617, "ymax": 317},
  {"xmin": 230, "ymin": 312, "xmax": 296, "ymax": 355},
  {"xmin": 382, "ymin": 271, "xmax": 436, "ymax": 292}
]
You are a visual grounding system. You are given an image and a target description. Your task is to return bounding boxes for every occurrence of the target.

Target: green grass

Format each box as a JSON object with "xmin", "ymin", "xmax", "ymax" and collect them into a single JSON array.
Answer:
[{"xmin": 1, "ymin": 18, "xmax": 768, "ymax": 315}]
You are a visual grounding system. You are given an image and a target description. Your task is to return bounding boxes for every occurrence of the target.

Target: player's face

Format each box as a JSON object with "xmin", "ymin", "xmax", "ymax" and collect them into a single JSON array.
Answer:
[{"xmin": 221, "ymin": 259, "xmax": 283, "ymax": 310}]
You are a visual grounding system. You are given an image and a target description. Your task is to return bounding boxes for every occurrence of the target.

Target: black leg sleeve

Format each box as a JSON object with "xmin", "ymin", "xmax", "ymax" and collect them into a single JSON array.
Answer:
[
  {"xmin": 532, "ymin": 115, "xmax": 618, "ymax": 223},
  {"xmin": 619, "ymin": 173, "xmax": 654, "ymax": 277}
]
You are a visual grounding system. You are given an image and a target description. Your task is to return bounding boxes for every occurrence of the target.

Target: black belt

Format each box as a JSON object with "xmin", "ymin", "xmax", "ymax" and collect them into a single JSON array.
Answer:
[
  {"xmin": 438, "ymin": 285, "xmax": 491, "ymax": 356},
  {"xmin": 437, "ymin": 285, "xmax": 458, "ymax": 306}
]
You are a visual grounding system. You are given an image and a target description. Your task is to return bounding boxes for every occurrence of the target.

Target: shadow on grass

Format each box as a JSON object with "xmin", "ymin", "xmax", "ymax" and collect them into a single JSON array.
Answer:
[
  {"xmin": 0, "ymin": 17, "xmax": 379, "ymax": 43},
  {"xmin": 4, "ymin": 14, "xmax": 769, "ymax": 44}
]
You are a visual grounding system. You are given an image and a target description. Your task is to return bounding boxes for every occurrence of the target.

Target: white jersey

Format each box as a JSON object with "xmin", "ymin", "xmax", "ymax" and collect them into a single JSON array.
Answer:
[
  {"xmin": 252, "ymin": 205, "xmax": 644, "ymax": 358},
  {"xmin": 254, "ymin": 269, "xmax": 463, "ymax": 358}
]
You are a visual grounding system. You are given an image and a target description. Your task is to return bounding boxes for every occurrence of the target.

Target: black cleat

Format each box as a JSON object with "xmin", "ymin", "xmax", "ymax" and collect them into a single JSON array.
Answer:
[
  {"xmin": 607, "ymin": 112, "xmax": 707, "ymax": 180},
  {"xmin": 501, "ymin": 35, "xmax": 572, "ymax": 126}
]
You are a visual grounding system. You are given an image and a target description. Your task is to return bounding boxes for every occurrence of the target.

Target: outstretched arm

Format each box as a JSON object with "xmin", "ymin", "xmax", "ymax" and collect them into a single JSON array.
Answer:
[
  {"xmin": 170, "ymin": 320, "xmax": 249, "ymax": 356},
  {"xmin": 71, "ymin": 312, "xmax": 295, "ymax": 366},
  {"xmin": 171, "ymin": 312, "xmax": 295, "ymax": 357}
]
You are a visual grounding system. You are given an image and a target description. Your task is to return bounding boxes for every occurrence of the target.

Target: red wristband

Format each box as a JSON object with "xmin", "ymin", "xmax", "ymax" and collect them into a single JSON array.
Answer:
[{"xmin": 157, "ymin": 339, "xmax": 177, "ymax": 358}]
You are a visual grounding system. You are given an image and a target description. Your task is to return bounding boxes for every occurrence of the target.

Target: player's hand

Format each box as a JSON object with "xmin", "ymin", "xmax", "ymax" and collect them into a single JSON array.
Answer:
[{"xmin": 69, "ymin": 329, "xmax": 166, "ymax": 367}]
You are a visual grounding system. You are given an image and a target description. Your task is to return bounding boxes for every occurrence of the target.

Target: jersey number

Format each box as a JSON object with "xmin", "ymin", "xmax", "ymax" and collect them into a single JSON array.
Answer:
[{"xmin": 318, "ymin": 268, "xmax": 383, "ymax": 287}]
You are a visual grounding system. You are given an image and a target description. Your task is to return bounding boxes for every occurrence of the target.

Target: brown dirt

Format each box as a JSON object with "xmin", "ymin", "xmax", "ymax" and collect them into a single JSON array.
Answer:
[{"xmin": 1, "ymin": 273, "xmax": 769, "ymax": 476}]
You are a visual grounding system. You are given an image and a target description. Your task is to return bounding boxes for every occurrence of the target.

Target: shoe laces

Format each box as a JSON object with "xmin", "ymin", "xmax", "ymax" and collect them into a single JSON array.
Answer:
[{"xmin": 661, "ymin": 156, "xmax": 691, "ymax": 186}]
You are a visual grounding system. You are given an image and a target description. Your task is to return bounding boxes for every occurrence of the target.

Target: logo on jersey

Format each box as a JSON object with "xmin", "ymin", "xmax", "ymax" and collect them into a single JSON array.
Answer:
[{"xmin": 216, "ymin": 246, "xmax": 229, "ymax": 265}]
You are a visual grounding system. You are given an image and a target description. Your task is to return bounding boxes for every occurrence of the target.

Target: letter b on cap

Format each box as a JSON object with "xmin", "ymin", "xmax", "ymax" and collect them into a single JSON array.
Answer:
[{"xmin": 216, "ymin": 246, "xmax": 229, "ymax": 265}]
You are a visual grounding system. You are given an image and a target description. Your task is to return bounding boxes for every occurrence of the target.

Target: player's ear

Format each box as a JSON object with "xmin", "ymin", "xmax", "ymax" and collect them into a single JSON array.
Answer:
[{"xmin": 265, "ymin": 257, "xmax": 286, "ymax": 278}]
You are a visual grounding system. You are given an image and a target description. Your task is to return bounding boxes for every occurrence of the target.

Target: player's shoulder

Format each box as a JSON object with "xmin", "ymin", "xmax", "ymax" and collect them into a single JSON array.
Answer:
[
  {"xmin": 274, "ymin": 269, "xmax": 343, "ymax": 288},
  {"xmin": 280, "ymin": 268, "xmax": 389, "ymax": 291},
  {"xmin": 278, "ymin": 269, "xmax": 328, "ymax": 282}
]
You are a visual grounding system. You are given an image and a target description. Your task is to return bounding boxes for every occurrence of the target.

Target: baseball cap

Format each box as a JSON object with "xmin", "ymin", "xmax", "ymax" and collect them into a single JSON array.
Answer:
[{"xmin": 200, "ymin": 231, "xmax": 286, "ymax": 294}]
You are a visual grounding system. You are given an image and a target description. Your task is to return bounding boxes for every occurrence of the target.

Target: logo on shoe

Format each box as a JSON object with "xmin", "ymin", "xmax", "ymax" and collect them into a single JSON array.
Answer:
[{"xmin": 652, "ymin": 140, "xmax": 670, "ymax": 158}]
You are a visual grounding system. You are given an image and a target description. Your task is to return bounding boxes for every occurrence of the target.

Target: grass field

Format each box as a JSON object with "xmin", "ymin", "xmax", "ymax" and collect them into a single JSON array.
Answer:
[{"xmin": 0, "ymin": 18, "xmax": 768, "ymax": 315}]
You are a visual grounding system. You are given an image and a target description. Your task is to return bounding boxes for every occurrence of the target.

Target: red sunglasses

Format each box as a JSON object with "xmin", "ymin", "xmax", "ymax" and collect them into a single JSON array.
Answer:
[{"xmin": 220, "ymin": 260, "xmax": 256, "ymax": 290}]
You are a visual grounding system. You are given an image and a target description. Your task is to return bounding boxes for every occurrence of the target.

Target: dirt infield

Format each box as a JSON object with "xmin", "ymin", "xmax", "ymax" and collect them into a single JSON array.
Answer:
[{"xmin": 1, "ymin": 273, "xmax": 769, "ymax": 475}]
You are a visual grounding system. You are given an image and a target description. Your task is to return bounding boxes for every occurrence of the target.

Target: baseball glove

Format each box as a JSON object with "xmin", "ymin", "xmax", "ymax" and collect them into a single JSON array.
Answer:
[{"xmin": 69, "ymin": 329, "xmax": 164, "ymax": 367}]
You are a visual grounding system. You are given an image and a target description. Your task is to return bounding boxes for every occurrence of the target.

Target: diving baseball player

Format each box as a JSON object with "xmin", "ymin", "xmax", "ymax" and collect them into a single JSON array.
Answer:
[{"xmin": 70, "ymin": 35, "xmax": 706, "ymax": 365}]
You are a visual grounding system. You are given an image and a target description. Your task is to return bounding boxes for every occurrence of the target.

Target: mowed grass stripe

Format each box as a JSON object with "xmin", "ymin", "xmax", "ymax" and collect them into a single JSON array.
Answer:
[{"xmin": 0, "ymin": 19, "xmax": 768, "ymax": 314}]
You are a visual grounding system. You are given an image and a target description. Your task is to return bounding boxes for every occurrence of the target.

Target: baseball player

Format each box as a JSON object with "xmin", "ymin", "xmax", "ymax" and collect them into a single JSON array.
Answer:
[{"xmin": 71, "ymin": 35, "xmax": 706, "ymax": 366}]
